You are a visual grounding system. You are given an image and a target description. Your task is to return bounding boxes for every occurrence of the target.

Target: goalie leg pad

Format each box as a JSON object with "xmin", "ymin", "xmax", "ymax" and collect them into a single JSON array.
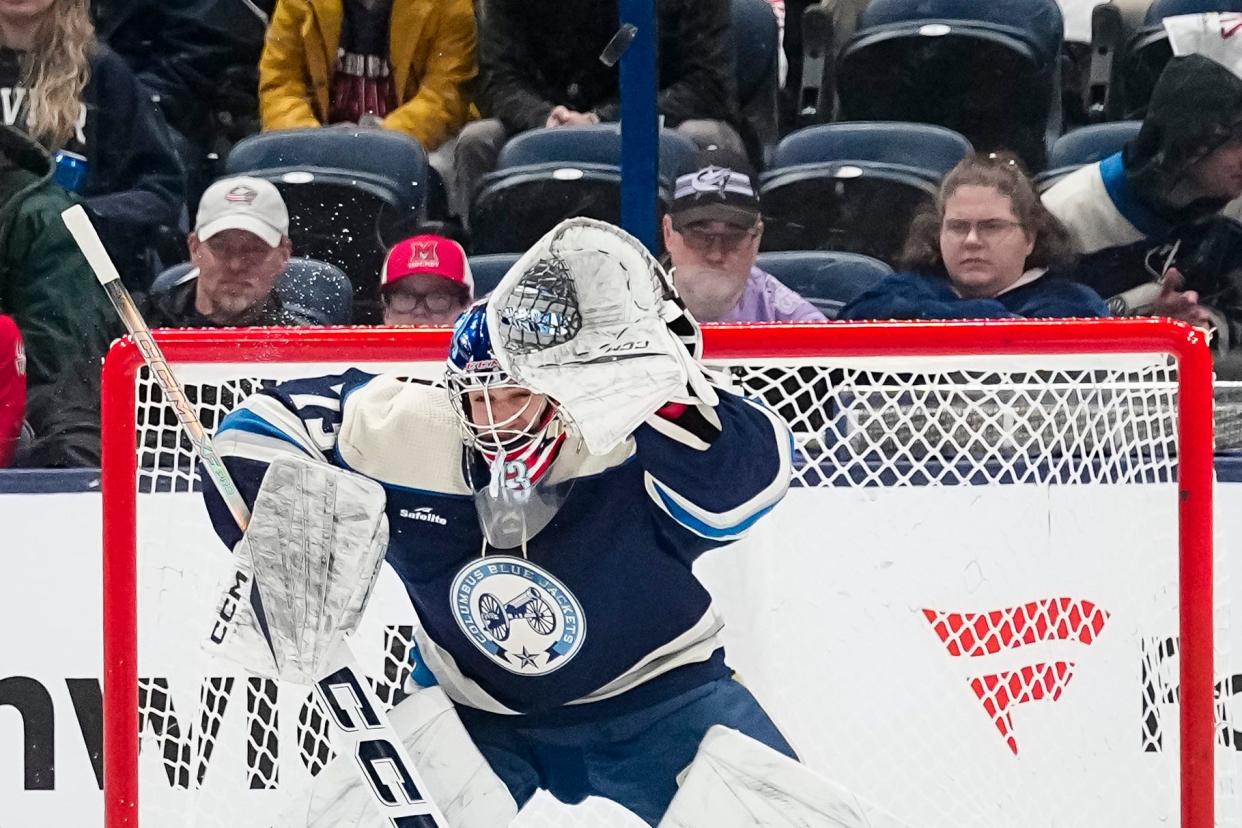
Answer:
[
  {"xmin": 659, "ymin": 727, "xmax": 913, "ymax": 828},
  {"xmin": 287, "ymin": 685, "xmax": 519, "ymax": 828}
]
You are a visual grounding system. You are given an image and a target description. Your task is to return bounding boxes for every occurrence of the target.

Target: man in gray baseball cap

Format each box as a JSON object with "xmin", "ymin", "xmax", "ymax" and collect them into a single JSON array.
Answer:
[{"xmin": 663, "ymin": 166, "xmax": 825, "ymax": 322}]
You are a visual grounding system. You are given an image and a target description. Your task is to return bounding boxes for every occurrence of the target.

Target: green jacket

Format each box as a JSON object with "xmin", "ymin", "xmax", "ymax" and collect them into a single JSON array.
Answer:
[{"xmin": 0, "ymin": 125, "xmax": 116, "ymax": 466}]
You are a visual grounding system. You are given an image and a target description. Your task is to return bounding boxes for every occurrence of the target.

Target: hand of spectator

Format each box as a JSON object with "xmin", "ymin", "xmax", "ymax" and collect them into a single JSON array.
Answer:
[
  {"xmin": 562, "ymin": 110, "xmax": 601, "ymax": 126},
  {"xmin": 546, "ymin": 106, "xmax": 601, "ymax": 128},
  {"xmin": 1154, "ymin": 268, "xmax": 1215, "ymax": 327}
]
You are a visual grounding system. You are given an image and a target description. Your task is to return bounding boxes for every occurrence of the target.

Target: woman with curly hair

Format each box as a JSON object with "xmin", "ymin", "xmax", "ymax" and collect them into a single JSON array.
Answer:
[
  {"xmin": 841, "ymin": 152, "xmax": 1109, "ymax": 320},
  {"xmin": 0, "ymin": 0, "xmax": 184, "ymax": 286}
]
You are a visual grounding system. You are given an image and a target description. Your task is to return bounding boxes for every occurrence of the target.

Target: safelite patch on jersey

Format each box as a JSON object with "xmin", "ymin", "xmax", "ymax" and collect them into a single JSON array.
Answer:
[{"xmin": 450, "ymin": 556, "xmax": 586, "ymax": 675}]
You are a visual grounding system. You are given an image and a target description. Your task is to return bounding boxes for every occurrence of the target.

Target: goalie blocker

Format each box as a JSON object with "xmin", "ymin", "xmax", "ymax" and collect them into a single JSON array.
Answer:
[{"xmin": 201, "ymin": 218, "xmax": 809, "ymax": 825}]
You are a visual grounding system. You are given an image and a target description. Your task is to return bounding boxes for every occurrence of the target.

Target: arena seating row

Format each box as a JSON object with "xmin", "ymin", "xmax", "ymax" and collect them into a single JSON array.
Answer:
[
  {"xmin": 213, "ymin": 115, "xmax": 1143, "ymax": 284},
  {"xmin": 468, "ymin": 250, "xmax": 893, "ymax": 320},
  {"xmin": 150, "ymin": 0, "xmax": 1242, "ymax": 320}
]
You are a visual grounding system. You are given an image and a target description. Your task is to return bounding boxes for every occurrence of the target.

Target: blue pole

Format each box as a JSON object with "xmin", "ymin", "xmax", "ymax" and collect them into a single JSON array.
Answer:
[{"xmin": 619, "ymin": 0, "xmax": 659, "ymax": 252}]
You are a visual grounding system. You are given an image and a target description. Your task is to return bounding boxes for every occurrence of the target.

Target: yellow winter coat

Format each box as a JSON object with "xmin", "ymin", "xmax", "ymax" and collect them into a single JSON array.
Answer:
[{"xmin": 259, "ymin": 0, "xmax": 477, "ymax": 151}]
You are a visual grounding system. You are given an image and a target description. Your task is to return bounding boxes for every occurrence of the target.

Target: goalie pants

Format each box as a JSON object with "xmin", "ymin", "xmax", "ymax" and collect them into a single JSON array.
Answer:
[{"xmin": 455, "ymin": 675, "xmax": 797, "ymax": 826}]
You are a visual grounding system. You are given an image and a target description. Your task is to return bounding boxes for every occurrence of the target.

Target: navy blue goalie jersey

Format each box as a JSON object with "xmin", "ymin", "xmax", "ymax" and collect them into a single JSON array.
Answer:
[{"xmin": 202, "ymin": 371, "xmax": 792, "ymax": 717}]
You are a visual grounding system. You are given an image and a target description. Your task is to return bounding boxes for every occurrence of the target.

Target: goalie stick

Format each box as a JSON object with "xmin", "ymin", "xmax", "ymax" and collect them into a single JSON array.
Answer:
[{"xmin": 63, "ymin": 204, "xmax": 450, "ymax": 828}]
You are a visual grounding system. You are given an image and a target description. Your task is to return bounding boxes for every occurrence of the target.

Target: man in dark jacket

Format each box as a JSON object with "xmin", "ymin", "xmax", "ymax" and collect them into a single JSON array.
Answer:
[
  {"xmin": 452, "ymin": 0, "xmax": 745, "ymax": 219},
  {"xmin": 0, "ymin": 124, "xmax": 116, "ymax": 467},
  {"xmin": 145, "ymin": 175, "xmax": 354, "ymax": 328},
  {"xmin": 92, "ymin": 0, "xmax": 269, "ymax": 164},
  {"xmin": 78, "ymin": 45, "xmax": 187, "ymax": 261},
  {"xmin": 1043, "ymin": 54, "xmax": 1242, "ymax": 352}
]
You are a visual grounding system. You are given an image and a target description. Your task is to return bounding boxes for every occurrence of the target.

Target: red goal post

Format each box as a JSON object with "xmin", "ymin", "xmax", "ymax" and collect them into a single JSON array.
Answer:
[{"xmin": 100, "ymin": 319, "xmax": 1216, "ymax": 828}]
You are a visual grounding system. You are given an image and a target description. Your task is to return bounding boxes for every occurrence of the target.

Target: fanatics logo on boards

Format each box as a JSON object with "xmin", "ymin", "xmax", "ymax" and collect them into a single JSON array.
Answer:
[{"xmin": 923, "ymin": 597, "xmax": 1110, "ymax": 755}]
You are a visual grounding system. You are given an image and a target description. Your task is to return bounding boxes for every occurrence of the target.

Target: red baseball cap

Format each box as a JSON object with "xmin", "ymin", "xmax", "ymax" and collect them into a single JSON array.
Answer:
[{"xmin": 382, "ymin": 235, "xmax": 474, "ymax": 294}]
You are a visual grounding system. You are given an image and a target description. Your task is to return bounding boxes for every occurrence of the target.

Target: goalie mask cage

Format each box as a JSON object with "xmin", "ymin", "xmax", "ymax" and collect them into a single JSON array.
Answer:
[{"xmin": 101, "ymin": 320, "xmax": 1224, "ymax": 828}]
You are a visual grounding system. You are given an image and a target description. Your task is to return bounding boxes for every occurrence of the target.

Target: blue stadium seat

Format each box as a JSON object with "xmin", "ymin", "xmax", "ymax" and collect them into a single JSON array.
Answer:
[
  {"xmin": 468, "ymin": 253, "xmax": 521, "ymax": 298},
  {"xmin": 755, "ymin": 251, "xmax": 894, "ymax": 319},
  {"xmin": 1035, "ymin": 121, "xmax": 1142, "ymax": 190},
  {"xmin": 276, "ymin": 258, "xmax": 355, "ymax": 325},
  {"xmin": 150, "ymin": 257, "xmax": 354, "ymax": 325},
  {"xmin": 492, "ymin": 124, "xmax": 699, "ymax": 174},
  {"xmin": 732, "ymin": 0, "xmax": 782, "ymax": 151},
  {"xmin": 468, "ymin": 126, "xmax": 699, "ymax": 254},
  {"xmin": 759, "ymin": 123, "xmax": 972, "ymax": 262},
  {"xmin": 770, "ymin": 122, "xmax": 972, "ymax": 172},
  {"xmin": 1121, "ymin": 0, "xmax": 1242, "ymax": 117},
  {"xmin": 149, "ymin": 262, "xmax": 195, "ymax": 296},
  {"xmin": 225, "ymin": 128, "xmax": 429, "ymax": 313},
  {"xmin": 836, "ymin": 0, "xmax": 1064, "ymax": 171}
]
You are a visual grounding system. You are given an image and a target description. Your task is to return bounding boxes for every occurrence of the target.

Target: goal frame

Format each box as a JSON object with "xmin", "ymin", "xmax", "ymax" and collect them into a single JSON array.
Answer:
[{"xmin": 100, "ymin": 319, "xmax": 1216, "ymax": 828}]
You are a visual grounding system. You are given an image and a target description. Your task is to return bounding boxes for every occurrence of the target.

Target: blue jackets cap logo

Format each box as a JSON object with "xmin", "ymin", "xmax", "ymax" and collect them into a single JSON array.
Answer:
[{"xmin": 450, "ymin": 556, "xmax": 585, "ymax": 675}]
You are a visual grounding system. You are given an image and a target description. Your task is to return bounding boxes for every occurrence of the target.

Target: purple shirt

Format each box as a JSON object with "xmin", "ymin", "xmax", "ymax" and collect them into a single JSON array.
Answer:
[{"xmin": 718, "ymin": 267, "xmax": 827, "ymax": 323}]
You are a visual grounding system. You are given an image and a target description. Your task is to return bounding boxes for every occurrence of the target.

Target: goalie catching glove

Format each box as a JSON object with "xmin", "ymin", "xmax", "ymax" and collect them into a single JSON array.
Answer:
[
  {"xmin": 205, "ymin": 454, "xmax": 389, "ymax": 684},
  {"xmin": 486, "ymin": 217, "xmax": 720, "ymax": 456}
]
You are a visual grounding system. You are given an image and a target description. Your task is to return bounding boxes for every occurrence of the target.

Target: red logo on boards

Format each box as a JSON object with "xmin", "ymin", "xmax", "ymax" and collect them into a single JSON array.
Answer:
[{"xmin": 922, "ymin": 597, "xmax": 1110, "ymax": 755}]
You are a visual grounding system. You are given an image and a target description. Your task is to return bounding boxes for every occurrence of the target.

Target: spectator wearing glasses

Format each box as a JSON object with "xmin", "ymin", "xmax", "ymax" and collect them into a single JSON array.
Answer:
[
  {"xmin": 380, "ymin": 234, "xmax": 473, "ymax": 326},
  {"xmin": 664, "ymin": 166, "xmax": 825, "ymax": 323},
  {"xmin": 841, "ymin": 153, "xmax": 1109, "ymax": 321}
]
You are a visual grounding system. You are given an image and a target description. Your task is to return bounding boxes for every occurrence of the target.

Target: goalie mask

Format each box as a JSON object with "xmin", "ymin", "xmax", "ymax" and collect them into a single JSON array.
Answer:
[{"xmin": 446, "ymin": 302, "xmax": 572, "ymax": 549}]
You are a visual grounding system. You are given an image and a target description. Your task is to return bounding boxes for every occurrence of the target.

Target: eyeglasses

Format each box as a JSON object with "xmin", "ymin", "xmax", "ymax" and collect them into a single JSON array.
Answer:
[
  {"xmin": 383, "ymin": 290, "xmax": 463, "ymax": 315},
  {"xmin": 678, "ymin": 225, "xmax": 758, "ymax": 254},
  {"xmin": 941, "ymin": 218, "xmax": 1024, "ymax": 242}
]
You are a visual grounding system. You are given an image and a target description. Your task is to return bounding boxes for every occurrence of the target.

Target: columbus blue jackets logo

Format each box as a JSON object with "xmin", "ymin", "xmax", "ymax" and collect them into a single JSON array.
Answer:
[{"xmin": 451, "ymin": 557, "xmax": 585, "ymax": 675}]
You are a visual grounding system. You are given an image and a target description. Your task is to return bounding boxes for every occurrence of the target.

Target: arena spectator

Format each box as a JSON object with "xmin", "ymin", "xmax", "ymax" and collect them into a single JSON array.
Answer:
[
  {"xmin": 841, "ymin": 153, "xmax": 1109, "ymax": 321},
  {"xmin": 92, "ymin": 0, "xmax": 258, "ymax": 148},
  {"xmin": 664, "ymin": 166, "xmax": 825, "ymax": 323},
  {"xmin": 0, "ymin": 122, "xmax": 115, "ymax": 467},
  {"xmin": 259, "ymin": 0, "xmax": 476, "ymax": 176},
  {"xmin": 93, "ymin": 0, "xmax": 273, "ymax": 212},
  {"xmin": 380, "ymin": 234, "xmax": 473, "ymax": 326},
  {"xmin": 455, "ymin": 0, "xmax": 746, "ymax": 219},
  {"xmin": 0, "ymin": 314, "xmax": 25, "ymax": 468},
  {"xmin": 146, "ymin": 175, "xmax": 317, "ymax": 327},
  {"xmin": 0, "ymin": 0, "xmax": 185, "ymax": 288},
  {"xmin": 1043, "ymin": 54, "xmax": 1242, "ymax": 341}
]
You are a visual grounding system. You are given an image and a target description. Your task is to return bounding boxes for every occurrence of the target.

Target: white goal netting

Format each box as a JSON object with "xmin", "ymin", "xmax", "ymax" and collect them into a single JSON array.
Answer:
[{"xmin": 103, "ymin": 323, "xmax": 1233, "ymax": 828}]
